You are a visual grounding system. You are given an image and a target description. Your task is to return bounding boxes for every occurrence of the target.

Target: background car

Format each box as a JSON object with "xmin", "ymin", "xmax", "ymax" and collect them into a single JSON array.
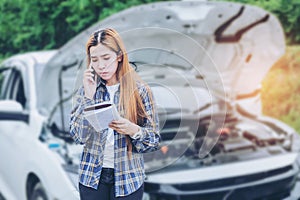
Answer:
[
  {"xmin": 0, "ymin": 1, "xmax": 299, "ymax": 200},
  {"xmin": 0, "ymin": 51, "xmax": 80, "ymax": 200}
]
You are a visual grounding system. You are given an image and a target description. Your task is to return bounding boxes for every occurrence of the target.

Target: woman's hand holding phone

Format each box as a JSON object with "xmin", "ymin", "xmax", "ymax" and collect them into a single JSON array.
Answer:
[{"xmin": 83, "ymin": 65, "xmax": 97, "ymax": 100}]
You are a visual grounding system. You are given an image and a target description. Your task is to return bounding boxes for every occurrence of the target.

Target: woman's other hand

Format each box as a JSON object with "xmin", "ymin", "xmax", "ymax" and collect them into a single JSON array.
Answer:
[
  {"xmin": 83, "ymin": 65, "xmax": 97, "ymax": 99},
  {"xmin": 109, "ymin": 117, "xmax": 140, "ymax": 136}
]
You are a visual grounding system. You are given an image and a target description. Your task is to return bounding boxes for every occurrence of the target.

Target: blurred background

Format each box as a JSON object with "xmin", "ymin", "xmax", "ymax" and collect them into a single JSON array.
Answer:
[{"xmin": 0, "ymin": 0, "xmax": 299, "ymax": 134}]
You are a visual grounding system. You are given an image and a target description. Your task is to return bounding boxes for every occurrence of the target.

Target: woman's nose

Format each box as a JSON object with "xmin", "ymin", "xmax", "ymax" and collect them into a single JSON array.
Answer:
[
  {"xmin": 94, "ymin": 62, "xmax": 106, "ymax": 70},
  {"xmin": 99, "ymin": 65, "xmax": 107, "ymax": 70}
]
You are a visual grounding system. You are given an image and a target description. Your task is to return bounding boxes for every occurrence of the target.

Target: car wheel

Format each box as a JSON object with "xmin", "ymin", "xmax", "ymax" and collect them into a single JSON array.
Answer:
[{"xmin": 30, "ymin": 182, "xmax": 48, "ymax": 200}]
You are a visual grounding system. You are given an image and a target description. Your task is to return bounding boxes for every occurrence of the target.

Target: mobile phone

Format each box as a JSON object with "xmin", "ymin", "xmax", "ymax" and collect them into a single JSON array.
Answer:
[
  {"xmin": 91, "ymin": 66, "xmax": 95, "ymax": 76},
  {"xmin": 90, "ymin": 66, "xmax": 97, "ymax": 81}
]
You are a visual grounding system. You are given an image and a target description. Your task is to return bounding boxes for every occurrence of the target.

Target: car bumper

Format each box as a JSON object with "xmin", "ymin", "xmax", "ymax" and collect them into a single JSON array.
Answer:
[{"xmin": 145, "ymin": 164, "xmax": 299, "ymax": 200}]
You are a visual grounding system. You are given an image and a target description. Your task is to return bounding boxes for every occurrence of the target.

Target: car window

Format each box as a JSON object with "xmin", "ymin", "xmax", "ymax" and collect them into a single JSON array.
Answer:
[
  {"xmin": 0, "ymin": 68, "xmax": 27, "ymax": 109},
  {"xmin": 13, "ymin": 71, "xmax": 26, "ymax": 108},
  {"xmin": 0, "ymin": 67, "xmax": 13, "ymax": 100},
  {"xmin": 11, "ymin": 70, "xmax": 26, "ymax": 108}
]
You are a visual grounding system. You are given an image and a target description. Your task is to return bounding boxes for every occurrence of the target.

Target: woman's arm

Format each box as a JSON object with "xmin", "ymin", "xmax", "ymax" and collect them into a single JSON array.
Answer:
[
  {"xmin": 131, "ymin": 85, "xmax": 161, "ymax": 153},
  {"xmin": 69, "ymin": 87, "xmax": 95, "ymax": 144}
]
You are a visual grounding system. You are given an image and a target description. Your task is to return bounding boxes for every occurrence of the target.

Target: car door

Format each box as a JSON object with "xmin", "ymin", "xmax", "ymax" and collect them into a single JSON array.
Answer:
[{"xmin": 0, "ymin": 64, "xmax": 31, "ymax": 200}]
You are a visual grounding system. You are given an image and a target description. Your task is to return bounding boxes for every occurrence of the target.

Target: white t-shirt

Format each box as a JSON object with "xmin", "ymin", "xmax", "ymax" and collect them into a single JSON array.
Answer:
[{"xmin": 102, "ymin": 83, "xmax": 119, "ymax": 168}]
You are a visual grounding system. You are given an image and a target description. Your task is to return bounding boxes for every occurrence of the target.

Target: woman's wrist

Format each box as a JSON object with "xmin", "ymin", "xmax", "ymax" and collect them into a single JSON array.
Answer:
[
  {"xmin": 130, "ymin": 124, "xmax": 142, "ymax": 139},
  {"xmin": 130, "ymin": 124, "xmax": 140, "ymax": 135}
]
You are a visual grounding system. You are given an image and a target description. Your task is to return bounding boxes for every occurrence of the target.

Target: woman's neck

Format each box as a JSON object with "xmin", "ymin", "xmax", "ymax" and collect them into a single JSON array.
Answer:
[
  {"xmin": 106, "ymin": 80, "xmax": 119, "ymax": 86},
  {"xmin": 106, "ymin": 78, "xmax": 118, "ymax": 86}
]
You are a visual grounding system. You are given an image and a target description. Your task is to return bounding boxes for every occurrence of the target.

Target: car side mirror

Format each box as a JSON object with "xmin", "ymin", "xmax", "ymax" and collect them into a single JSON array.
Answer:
[{"xmin": 0, "ymin": 100, "xmax": 23, "ymax": 112}]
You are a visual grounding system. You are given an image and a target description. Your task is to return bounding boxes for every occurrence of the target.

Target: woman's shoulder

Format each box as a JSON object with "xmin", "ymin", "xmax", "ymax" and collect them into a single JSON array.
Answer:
[
  {"xmin": 136, "ymin": 81, "xmax": 154, "ymax": 100},
  {"xmin": 136, "ymin": 81, "xmax": 150, "ymax": 92}
]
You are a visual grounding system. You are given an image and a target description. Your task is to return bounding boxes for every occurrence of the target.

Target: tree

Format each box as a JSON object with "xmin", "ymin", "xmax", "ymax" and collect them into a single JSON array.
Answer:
[
  {"xmin": 0, "ymin": 0, "xmax": 299, "ymax": 60},
  {"xmin": 0, "ymin": 0, "xmax": 167, "ymax": 59}
]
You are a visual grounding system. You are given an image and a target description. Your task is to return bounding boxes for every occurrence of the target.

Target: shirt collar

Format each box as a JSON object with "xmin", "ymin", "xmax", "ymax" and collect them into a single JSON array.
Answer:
[
  {"xmin": 96, "ymin": 77, "xmax": 106, "ymax": 88},
  {"xmin": 97, "ymin": 76, "xmax": 120, "ymax": 90}
]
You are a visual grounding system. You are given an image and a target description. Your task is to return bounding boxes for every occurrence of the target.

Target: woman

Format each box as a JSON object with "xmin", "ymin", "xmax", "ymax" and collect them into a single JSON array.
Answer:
[{"xmin": 70, "ymin": 28, "xmax": 160, "ymax": 200}]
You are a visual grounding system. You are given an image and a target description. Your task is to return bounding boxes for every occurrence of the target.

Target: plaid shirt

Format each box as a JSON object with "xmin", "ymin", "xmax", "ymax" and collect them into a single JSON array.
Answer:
[{"xmin": 69, "ymin": 79, "xmax": 160, "ymax": 197}]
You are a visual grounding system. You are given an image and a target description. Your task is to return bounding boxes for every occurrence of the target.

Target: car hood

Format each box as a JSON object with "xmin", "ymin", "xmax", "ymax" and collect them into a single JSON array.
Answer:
[{"xmin": 37, "ymin": 0, "xmax": 285, "ymax": 115}]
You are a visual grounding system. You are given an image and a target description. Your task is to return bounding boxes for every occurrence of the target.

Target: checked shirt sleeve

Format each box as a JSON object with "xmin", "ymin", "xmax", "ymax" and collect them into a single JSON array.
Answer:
[
  {"xmin": 69, "ymin": 87, "xmax": 95, "ymax": 144},
  {"xmin": 131, "ymin": 85, "xmax": 161, "ymax": 153}
]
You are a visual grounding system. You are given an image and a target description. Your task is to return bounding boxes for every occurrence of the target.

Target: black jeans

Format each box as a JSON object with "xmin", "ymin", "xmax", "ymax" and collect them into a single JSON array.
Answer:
[{"xmin": 79, "ymin": 168, "xmax": 144, "ymax": 200}]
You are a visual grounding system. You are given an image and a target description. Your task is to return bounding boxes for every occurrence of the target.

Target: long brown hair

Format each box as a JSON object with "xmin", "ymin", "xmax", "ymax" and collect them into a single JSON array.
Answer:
[{"xmin": 86, "ymin": 28, "xmax": 155, "ymax": 155}]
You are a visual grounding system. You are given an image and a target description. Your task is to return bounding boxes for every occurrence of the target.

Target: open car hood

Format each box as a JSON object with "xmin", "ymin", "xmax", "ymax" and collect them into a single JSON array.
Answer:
[{"xmin": 37, "ymin": 0, "xmax": 285, "ymax": 115}]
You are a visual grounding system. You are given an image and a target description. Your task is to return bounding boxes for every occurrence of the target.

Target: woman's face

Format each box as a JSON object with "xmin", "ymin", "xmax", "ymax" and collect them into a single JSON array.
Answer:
[{"xmin": 90, "ymin": 43, "xmax": 121, "ymax": 86}]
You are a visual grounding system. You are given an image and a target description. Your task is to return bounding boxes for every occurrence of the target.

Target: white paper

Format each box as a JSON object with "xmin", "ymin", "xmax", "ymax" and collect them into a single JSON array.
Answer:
[{"xmin": 83, "ymin": 102, "xmax": 120, "ymax": 131}]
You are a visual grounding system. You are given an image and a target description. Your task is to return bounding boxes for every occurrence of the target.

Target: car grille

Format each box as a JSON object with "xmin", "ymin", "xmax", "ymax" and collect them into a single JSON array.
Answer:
[
  {"xmin": 172, "ymin": 165, "xmax": 293, "ymax": 191},
  {"xmin": 149, "ymin": 165, "xmax": 296, "ymax": 200}
]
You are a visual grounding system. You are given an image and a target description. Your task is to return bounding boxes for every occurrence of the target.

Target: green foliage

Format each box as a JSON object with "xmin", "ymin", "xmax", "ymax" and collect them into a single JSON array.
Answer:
[
  {"xmin": 1, "ymin": 0, "xmax": 299, "ymax": 60},
  {"xmin": 221, "ymin": 0, "xmax": 300, "ymax": 44},
  {"xmin": 0, "ymin": 0, "xmax": 167, "ymax": 59},
  {"xmin": 0, "ymin": 0, "xmax": 72, "ymax": 57}
]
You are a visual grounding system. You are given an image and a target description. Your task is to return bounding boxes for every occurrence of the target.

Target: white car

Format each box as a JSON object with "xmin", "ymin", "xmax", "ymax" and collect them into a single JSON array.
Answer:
[
  {"xmin": 0, "ymin": 51, "xmax": 80, "ymax": 200},
  {"xmin": 0, "ymin": 1, "xmax": 299, "ymax": 200}
]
